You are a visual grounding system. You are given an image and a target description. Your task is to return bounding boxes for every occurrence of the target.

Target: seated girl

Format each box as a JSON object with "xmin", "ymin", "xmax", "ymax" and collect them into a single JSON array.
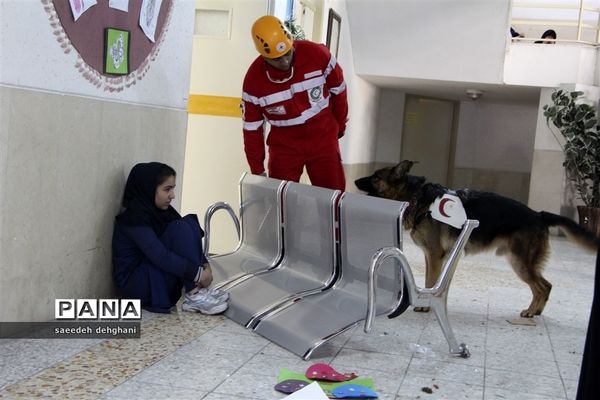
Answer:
[{"xmin": 112, "ymin": 162, "xmax": 228, "ymax": 314}]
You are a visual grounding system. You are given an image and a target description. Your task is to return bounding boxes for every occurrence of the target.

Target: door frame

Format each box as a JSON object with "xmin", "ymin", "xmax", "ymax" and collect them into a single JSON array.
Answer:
[{"xmin": 400, "ymin": 94, "xmax": 460, "ymax": 187}]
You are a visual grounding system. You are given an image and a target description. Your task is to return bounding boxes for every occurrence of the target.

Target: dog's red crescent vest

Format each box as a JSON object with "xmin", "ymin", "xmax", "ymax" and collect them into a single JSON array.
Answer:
[{"xmin": 242, "ymin": 40, "xmax": 348, "ymax": 175}]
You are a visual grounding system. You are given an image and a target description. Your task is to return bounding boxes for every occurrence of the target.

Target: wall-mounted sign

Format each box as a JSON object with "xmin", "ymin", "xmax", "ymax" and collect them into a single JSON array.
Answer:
[
  {"xmin": 104, "ymin": 28, "xmax": 130, "ymax": 75},
  {"xmin": 140, "ymin": 0, "xmax": 163, "ymax": 43},
  {"xmin": 69, "ymin": 0, "xmax": 97, "ymax": 22},
  {"xmin": 108, "ymin": 0, "xmax": 129, "ymax": 12}
]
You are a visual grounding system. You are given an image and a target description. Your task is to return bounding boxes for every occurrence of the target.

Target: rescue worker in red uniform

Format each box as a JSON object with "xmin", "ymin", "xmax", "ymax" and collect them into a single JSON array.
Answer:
[{"xmin": 242, "ymin": 15, "xmax": 348, "ymax": 191}]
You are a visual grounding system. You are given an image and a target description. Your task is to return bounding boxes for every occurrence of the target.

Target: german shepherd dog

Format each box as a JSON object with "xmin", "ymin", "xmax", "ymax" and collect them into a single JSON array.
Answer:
[{"xmin": 355, "ymin": 160, "xmax": 599, "ymax": 318}]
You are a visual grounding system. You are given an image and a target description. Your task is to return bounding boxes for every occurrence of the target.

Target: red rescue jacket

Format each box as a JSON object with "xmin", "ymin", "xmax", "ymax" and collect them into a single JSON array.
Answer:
[{"xmin": 242, "ymin": 40, "xmax": 348, "ymax": 174}]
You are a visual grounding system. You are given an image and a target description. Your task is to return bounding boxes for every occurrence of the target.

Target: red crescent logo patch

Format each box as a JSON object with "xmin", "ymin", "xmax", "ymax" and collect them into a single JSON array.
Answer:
[{"xmin": 438, "ymin": 198, "xmax": 454, "ymax": 218}]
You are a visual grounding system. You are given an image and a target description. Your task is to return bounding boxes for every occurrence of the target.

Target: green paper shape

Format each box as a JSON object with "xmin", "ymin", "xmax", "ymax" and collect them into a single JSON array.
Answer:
[{"xmin": 277, "ymin": 368, "xmax": 374, "ymax": 396}]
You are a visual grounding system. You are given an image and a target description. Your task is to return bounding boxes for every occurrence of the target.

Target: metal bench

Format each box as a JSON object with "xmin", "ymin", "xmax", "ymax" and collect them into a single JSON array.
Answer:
[
  {"xmin": 365, "ymin": 219, "xmax": 480, "ymax": 358},
  {"xmin": 206, "ymin": 177, "xmax": 478, "ymax": 359},
  {"xmin": 203, "ymin": 173, "xmax": 287, "ymax": 290},
  {"xmin": 223, "ymin": 182, "xmax": 341, "ymax": 327},
  {"xmin": 252, "ymin": 192, "xmax": 409, "ymax": 359}
]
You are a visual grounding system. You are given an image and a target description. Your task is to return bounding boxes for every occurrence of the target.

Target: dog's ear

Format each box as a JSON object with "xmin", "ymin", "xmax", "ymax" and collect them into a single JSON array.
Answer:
[{"xmin": 390, "ymin": 160, "xmax": 415, "ymax": 181}]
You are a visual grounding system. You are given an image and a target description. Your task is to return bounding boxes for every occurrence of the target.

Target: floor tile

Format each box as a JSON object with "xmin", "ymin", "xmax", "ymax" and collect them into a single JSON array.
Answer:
[
  {"xmin": 101, "ymin": 381, "xmax": 204, "ymax": 400},
  {"xmin": 259, "ymin": 341, "xmax": 338, "ymax": 362},
  {"xmin": 484, "ymin": 387, "xmax": 565, "ymax": 400},
  {"xmin": 563, "ymin": 378, "xmax": 579, "ymax": 400},
  {"xmin": 331, "ymin": 348, "xmax": 412, "ymax": 376},
  {"xmin": 485, "ymin": 351, "xmax": 560, "ymax": 378},
  {"xmin": 0, "ymin": 236, "xmax": 592, "ymax": 400},
  {"xmin": 133, "ymin": 346, "xmax": 255, "ymax": 392},
  {"xmin": 0, "ymin": 338, "xmax": 101, "ymax": 390},
  {"xmin": 484, "ymin": 368, "xmax": 567, "ymax": 398},
  {"xmin": 557, "ymin": 362, "xmax": 582, "ymax": 382},
  {"xmin": 211, "ymin": 370, "xmax": 285, "ymax": 399},
  {"xmin": 184, "ymin": 328, "xmax": 271, "ymax": 354},
  {"xmin": 406, "ymin": 357, "xmax": 484, "ymax": 387},
  {"xmin": 234, "ymin": 352, "xmax": 314, "ymax": 378},
  {"xmin": 201, "ymin": 394, "xmax": 258, "ymax": 400},
  {"xmin": 397, "ymin": 377, "xmax": 484, "ymax": 399}
]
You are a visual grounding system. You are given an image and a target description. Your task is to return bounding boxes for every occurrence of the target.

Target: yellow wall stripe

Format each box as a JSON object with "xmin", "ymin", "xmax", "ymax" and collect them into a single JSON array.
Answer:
[{"xmin": 187, "ymin": 94, "xmax": 242, "ymax": 117}]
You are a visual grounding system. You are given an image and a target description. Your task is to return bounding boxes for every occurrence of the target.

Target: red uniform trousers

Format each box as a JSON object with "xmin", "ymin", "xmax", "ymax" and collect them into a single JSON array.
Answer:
[{"xmin": 268, "ymin": 140, "xmax": 345, "ymax": 192}]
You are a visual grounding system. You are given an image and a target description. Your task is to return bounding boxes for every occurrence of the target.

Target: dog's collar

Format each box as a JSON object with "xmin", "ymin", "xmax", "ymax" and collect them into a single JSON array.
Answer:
[
  {"xmin": 414, "ymin": 210, "xmax": 431, "ymax": 227},
  {"xmin": 405, "ymin": 201, "xmax": 415, "ymax": 219},
  {"xmin": 405, "ymin": 201, "xmax": 430, "ymax": 228}
]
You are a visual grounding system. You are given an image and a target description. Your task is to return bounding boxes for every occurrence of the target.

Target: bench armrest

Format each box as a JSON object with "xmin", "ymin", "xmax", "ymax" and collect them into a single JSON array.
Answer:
[
  {"xmin": 364, "ymin": 219, "xmax": 479, "ymax": 358},
  {"xmin": 203, "ymin": 201, "xmax": 241, "ymax": 258}
]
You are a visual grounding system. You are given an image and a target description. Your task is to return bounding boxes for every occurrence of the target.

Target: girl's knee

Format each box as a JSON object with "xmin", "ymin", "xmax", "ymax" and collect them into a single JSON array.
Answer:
[{"xmin": 159, "ymin": 217, "xmax": 203, "ymax": 263}]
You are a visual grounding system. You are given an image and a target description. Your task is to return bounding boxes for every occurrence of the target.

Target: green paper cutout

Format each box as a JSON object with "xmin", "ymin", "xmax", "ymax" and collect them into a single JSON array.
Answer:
[{"xmin": 277, "ymin": 368, "xmax": 374, "ymax": 396}]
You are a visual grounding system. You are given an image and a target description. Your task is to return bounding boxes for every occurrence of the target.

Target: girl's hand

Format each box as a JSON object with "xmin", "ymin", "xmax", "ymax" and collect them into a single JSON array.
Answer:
[{"xmin": 197, "ymin": 263, "xmax": 213, "ymax": 288}]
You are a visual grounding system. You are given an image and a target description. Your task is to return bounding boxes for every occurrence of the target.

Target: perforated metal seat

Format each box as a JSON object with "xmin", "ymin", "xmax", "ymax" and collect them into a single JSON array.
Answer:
[
  {"xmin": 252, "ymin": 192, "xmax": 408, "ymax": 359},
  {"xmin": 223, "ymin": 182, "xmax": 341, "ymax": 327},
  {"xmin": 205, "ymin": 174, "xmax": 287, "ymax": 290}
]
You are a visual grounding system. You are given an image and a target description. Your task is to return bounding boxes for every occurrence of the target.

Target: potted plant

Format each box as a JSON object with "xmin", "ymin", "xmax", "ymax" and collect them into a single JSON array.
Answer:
[
  {"xmin": 543, "ymin": 90, "xmax": 600, "ymax": 236},
  {"xmin": 284, "ymin": 18, "xmax": 306, "ymax": 40}
]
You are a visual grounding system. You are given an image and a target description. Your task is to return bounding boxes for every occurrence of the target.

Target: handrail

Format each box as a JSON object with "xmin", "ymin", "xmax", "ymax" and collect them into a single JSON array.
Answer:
[
  {"xmin": 513, "ymin": 1, "xmax": 582, "ymax": 10},
  {"xmin": 511, "ymin": 37, "xmax": 598, "ymax": 45},
  {"xmin": 511, "ymin": 0, "xmax": 600, "ymax": 45},
  {"xmin": 203, "ymin": 201, "xmax": 241, "ymax": 258}
]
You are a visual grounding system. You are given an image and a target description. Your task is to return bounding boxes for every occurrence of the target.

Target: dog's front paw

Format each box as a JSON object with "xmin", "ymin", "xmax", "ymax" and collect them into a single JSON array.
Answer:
[
  {"xmin": 520, "ymin": 309, "xmax": 535, "ymax": 318},
  {"xmin": 414, "ymin": 306, "xmax": 430, "ymax": 313}
]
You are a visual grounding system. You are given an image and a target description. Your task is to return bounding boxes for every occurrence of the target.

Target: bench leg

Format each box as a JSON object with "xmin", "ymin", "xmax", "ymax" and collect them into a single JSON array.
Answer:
[{"xmin": 431, "ymin": 296, "xmax": 470, "ymax": 358}]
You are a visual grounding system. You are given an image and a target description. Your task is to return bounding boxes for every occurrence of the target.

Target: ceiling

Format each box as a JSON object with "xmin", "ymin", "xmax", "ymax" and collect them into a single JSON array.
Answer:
[{"xmin": 361, "ymin": 75, "xmax": 543, "ymax": 105}]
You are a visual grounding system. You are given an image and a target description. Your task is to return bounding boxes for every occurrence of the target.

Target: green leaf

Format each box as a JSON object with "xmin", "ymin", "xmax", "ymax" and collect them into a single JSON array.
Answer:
[
  {"xmin": 571, "ymin": 91, "xmax": 584, "ymax": 99},
  {"xmin": 546, "ymin": 89, "xmax": 600, "ymax": 206}
]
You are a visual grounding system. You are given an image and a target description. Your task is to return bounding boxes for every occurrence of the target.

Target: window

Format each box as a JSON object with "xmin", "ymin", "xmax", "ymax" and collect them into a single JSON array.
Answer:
[{"xmin": 194, "ymin": 8, "xmax": 231, "ymax": 39}]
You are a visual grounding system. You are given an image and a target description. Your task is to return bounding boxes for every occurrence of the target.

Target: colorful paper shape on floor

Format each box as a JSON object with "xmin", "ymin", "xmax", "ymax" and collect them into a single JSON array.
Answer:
[
  {"xmin": 275, "ymin": 379, "xmax": 310, "ymax": 394},
  {"xmin": 305, "ymin": 363, "xmax": 358, "ymax": 382},
  {"xmin": 332, "ymin": 383, "xmax": 378, "ymax": 398},
  {"xmin": 277, "ymin": 368, "xmax": 374, "ymax": 396},
  {"xmin": 282, "ymin": 381, "xmax": 329, "ymax": 399}
]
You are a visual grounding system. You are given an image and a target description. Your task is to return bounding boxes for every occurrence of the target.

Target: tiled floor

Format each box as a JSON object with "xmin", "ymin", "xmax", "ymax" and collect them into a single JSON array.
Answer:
[{"xmin": 0, "ymin": 236, "xmax": 595, "ymax": 399}]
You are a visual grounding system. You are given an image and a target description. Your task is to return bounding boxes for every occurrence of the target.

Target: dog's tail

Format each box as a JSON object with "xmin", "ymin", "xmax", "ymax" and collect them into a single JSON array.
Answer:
[{"xmin": 541, "ymin": 211, "xmax": 600, "ymax": 251}]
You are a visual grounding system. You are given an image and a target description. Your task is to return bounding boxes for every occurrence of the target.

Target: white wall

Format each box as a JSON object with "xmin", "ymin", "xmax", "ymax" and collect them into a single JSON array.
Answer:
[
  {"xmin": 595, "ymin": 51, "xmax": 600, "ymax": 85},
  {"xmin": 346, "ymin": 0, "xmax": 510, "ymax": 85},
  {"xmin": 374, "ymin": 91, "xmax": 538, "ymax": 172},
  {"xmin": 0, "ymin": 0, "xmax": 194, "ymax": 109},
  {"xmin": 505, "ymin": 43, "xmax": 597, "ymax": 87},
  {"xmin": 322, "ymin": 0, "xmax": 380, "ymax": 164},
  {"xmin": 528, "ymin": 84, "xmax": 600, "ymax": 213},
  {"xmin": 455, "ymin": 101, "xmax": 538, "ymax": 173},
  {"xmin": 374, "ymin": 90, "xmax": 405, "ymax": 163},
  {"xmin": 533, "ymin": 88, "xmax": 562, "ymax": 152},
  {"xmin": 189, "ymin": 0, "xmax": 266, "ymax": 97},
  {"xmin": 182, "ymin": 0, "xmax": 268, "ymax": 254},
  {"xmin": 0, "ymin": 0, "xmax": 195, "ymax": 322}
]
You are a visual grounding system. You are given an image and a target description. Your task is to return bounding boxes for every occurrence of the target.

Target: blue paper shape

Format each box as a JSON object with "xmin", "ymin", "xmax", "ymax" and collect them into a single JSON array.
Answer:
[{"xmin": 332, "ymin": 383, "xmax": 378, "ymax": 398}]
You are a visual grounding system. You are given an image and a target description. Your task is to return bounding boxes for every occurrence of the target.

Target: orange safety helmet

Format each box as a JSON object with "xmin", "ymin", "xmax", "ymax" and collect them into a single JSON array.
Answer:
[{"xmin": 251, "ymin": 15, "xmax": 294, "ymax": 59}]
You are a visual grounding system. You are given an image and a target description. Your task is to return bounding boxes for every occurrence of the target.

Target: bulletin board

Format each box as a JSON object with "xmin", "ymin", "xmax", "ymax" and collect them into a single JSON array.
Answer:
[{"xmin": 45, "ymin": 0, "xmax": 173, "ymax": 91}]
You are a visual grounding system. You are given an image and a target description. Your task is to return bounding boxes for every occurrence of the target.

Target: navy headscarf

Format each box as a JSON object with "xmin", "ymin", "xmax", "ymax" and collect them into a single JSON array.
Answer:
[{"xmin": 115, "ymin": 162, "xmax": 181, "ymax": 236}]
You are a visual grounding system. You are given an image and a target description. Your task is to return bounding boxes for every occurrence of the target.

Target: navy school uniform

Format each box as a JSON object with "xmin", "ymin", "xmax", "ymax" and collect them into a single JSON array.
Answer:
[
  {"xmin": 112, "ymin": 214, "xmax": 205, "ymax": 313},
  {"xmin": 112, "ymin": 162, "xmax": 205, "ymax": 314}
]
